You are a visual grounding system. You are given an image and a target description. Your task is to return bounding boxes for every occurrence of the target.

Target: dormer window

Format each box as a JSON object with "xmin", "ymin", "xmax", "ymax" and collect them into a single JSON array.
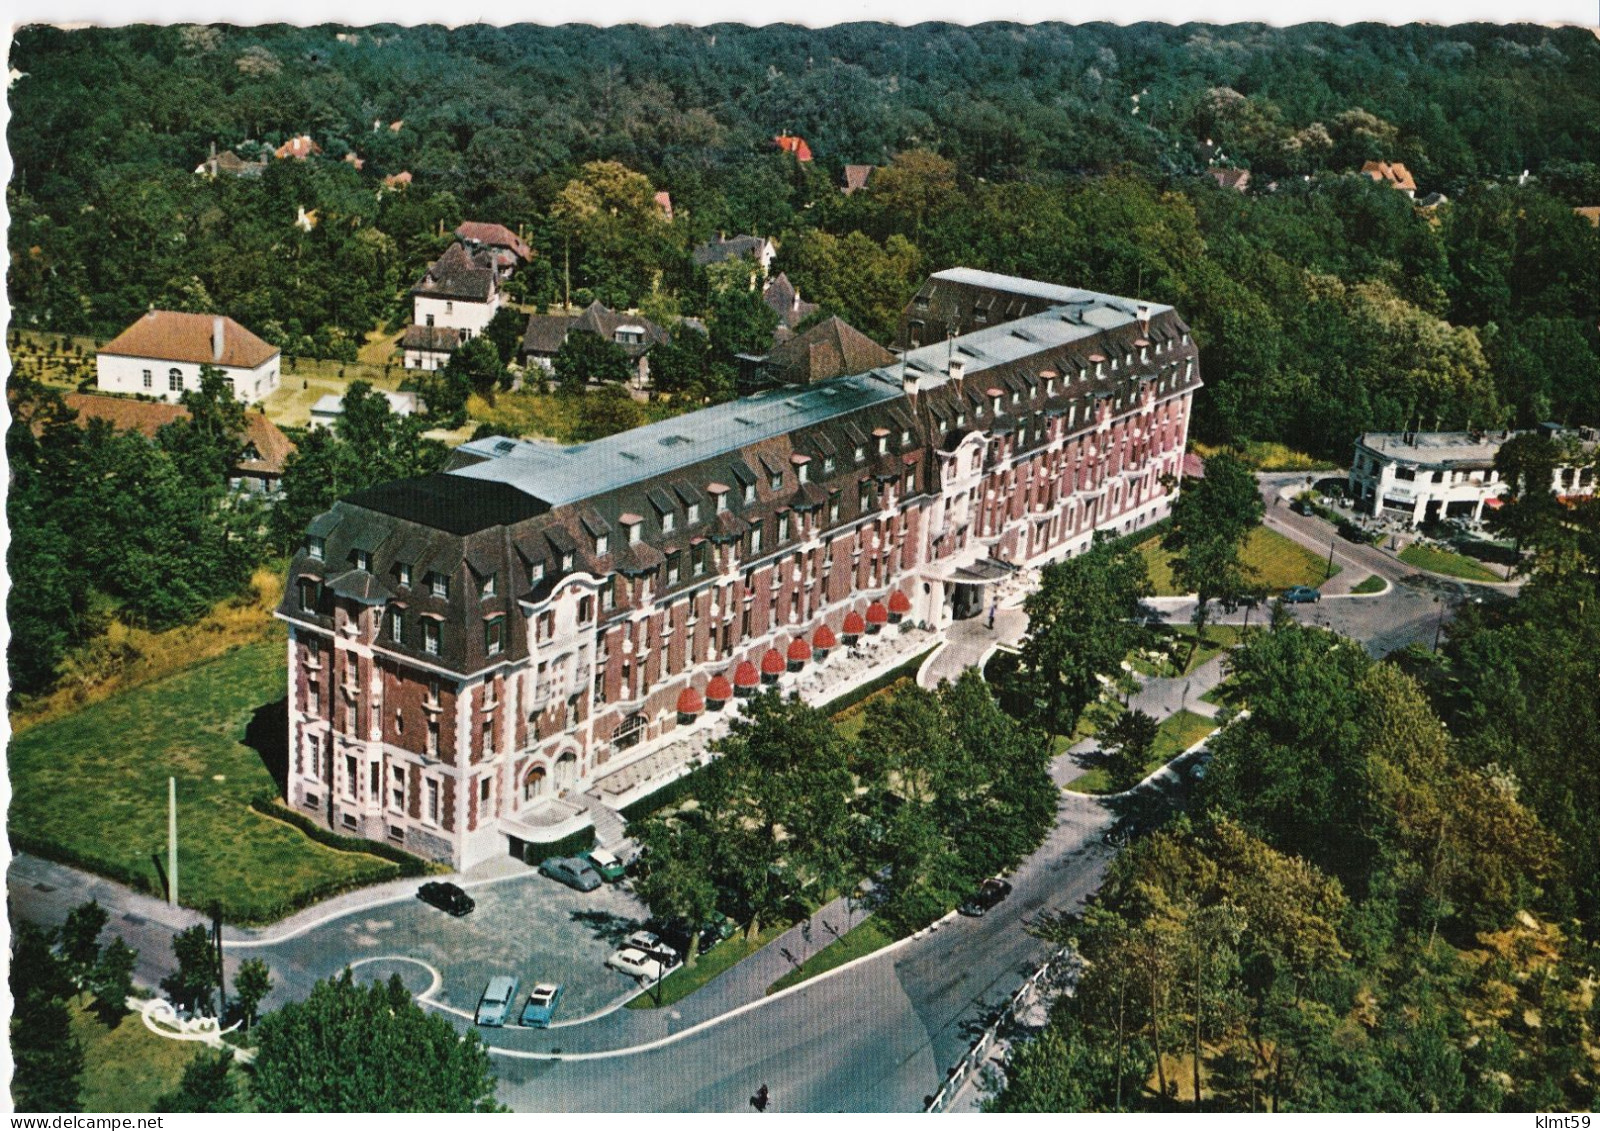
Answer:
[
  {"xmin": 991, "ymin": 395, "xmax": 1002, "ymax": 415},
  {"xmin": 854, "ymin": 445, "xmax": 866, "ymax": 462},
  {"xmin": 687, "ymin": 502, "xmax": 700, "ymax": 524},
  {"xmin": 397, "ymin": 562, "xmax": 412, "ymax": 587},
  {"xmin": 749, "ymin": 521, "xmax": 762, "ymax": 554},
  {"xmin": 711, "ymin": 484, "xmax": 729, "ymax": 513},
  {"xmin": 561, "ymin": 551, "xmax": 574, "ymax": 572},
  {"xmin": 351, "ymin": 549, "xmax": 371, "ymax": 572},
  {"xmin": 661, "ymin": 511, "xmax": 676, "ymax": 534},
  {"xmin": 744, "ymin": 482, "xmax": 756, "ymax": 504},
  {"xmin": 875, "ymin": 431, "xmax": 889, "ymax": 456},
  {"xmin": 595, "ymin": 533, "xmax": 609, "ymax": 557},
  {"xmin": 768, "ymin": 470, "xmax": 783, "ymax": 491},
  {"xmin": 797, "ymin": 461, "xmax": 809, "ymax": 484},
  {"xmin": 627, "ymin": 520, "xmax": 642, "ymax": 546},
  {"xmin": 308, "ymin": 537, "xmax": 325, "ymax": 562},
  {"xmin": 900, "ymin": 429, "xmax": 910, "ymax": 447},
  {"xmin": 777, "ymin": 513, "xmax": 790, "ymax": 542},
  {"xmin": 530, "ymin": 561, "xmax": 545, "ymax": 585},
  {"xmin": 956, "ymin": 411, "xmax": 966, "ymax": 427},
  {"xmin": 482, "ymin": 572, "xmax": 497, "ymax": 598},
  {"xmin": 422, "ymin": 619, "xmax": 441, "ymax": 656},
  {"xmin": 388, "ymin": 609, "xmax": 404, "ymax": 643},
  {"xmin": 1046, "ymin": 377, "xmax": 1056, "ymax": 396},
  {"xmin": 823, "ymin": 456, "xmax": 835, "ymax": 474},
  {"xmin": 429, "ymin": 572, "xmax": 449, "ymax": 599}
]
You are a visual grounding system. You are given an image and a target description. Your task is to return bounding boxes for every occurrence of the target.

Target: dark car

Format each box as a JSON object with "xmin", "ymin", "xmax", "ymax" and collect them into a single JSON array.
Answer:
[
  {"xmin": 417, "ymin": 881, "xmax": 474, "ymax": 917},
  {"xmin": 1281, "ymin": 585, "xmax": 1322, "ymax": 604},
  {"xmin": 958, "ymin": 877, "xmax": 1014, "ymax": 917},
  {"xmin": 538, "ymin": 856, "xmax": 603, "ymax": 892}
]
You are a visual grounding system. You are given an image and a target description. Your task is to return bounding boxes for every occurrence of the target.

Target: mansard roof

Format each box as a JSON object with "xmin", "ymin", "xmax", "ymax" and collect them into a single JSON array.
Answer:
[{"xmin": 283, "ymin": 269, "xmax": 1201, "ymax": 677}]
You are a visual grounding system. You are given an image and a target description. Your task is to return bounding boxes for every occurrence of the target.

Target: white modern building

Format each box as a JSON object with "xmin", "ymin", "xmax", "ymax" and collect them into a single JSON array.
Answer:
[
  {"xmin": 96, "ymin": 310, "xmax": 280, "ymax": 404},
  {"xmin": 310, "ymin": 390, "xmax": 422, "ymax": 431},
  {"xmin": 1350, "ymin": 427, "xmax": 1598, "ymax": 525}
]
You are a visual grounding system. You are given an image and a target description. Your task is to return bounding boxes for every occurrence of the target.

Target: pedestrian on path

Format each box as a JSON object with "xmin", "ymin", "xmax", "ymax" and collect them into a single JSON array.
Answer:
[{"xmin": 987, "ymin": 601, "xmax": 997, "ymax": 630}]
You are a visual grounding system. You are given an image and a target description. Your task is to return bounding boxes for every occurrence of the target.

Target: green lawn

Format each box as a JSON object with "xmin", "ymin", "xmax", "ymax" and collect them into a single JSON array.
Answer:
[
  {"xmin": 1139, "ymin": 526, "xmax": 1339, "ymax": 596},
  {"xmin": 625, "ymin": 921, "xmax": 789, "ymax": 1009},
  {"xmin": 1066, "ymin": 709, "xmax": 1218, "ymax": 794},
  {"xmin": 1351, "ymin": 574, "xmax": 1388, "ymax": 595},
  {"xmin": 8, "ymin": 640, "xmax": 411, "ymax": 924},
  {"xmin": 767, "ymin": 918, "xmax": 899, "ymax": 995},
  {"xmin": 72, "ymin": 998, "xmax": 207, "ymax": 1113},
  {"xmin": 1398, "ymin": 543, "xmax": 1504, "ymax": 583}
]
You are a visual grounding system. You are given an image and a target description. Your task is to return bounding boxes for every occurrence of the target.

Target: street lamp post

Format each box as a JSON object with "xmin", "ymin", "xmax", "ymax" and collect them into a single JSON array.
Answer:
[{"xmin": 1326, "ymin": 537, "xmax": 1337, "ymax": 580}]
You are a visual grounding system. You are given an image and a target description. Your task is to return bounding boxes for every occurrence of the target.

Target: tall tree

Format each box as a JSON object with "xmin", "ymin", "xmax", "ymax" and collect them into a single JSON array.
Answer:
[
  {"xmin": 1017, "ymin": 535, "xmax": 1152, "ymax": 738},
  {"xmin": 232, "ymin": 958, "xmax": 273, "ymax": 1033},
  {"xmin": 161, "ymin": 924, "xmax": 220, "ymax": 1017},
  {"xmin": 155, "ymin": 1049, "xmax": 241, "ymax": 1113},
  {"xmin": 251, "ymin": 970, "xmax": 501, "ymax": 1112},
  {"xmin": 1162, "ymin": 450, "xmax": 1265, "ymax": 623},
  {"xmin": 1099, "ymin": 709, "xmax": 1160, "ymax": 792}
]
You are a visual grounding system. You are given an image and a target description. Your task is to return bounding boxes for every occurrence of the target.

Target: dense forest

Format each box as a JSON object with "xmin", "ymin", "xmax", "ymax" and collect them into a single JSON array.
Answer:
[
  {"xmin": 8, "ymin": 21, "xmax": 1600, "ymax": 454},
  {"xmin": 990, "ymin": 490, "xmax": 1600, "ymax": 1112}
]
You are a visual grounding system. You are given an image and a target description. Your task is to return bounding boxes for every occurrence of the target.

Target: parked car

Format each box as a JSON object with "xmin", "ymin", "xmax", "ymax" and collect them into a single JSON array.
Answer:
[
  {"xmin": 1281, "ymin": 585, "xmax": 1322, "ymax": 604},
  {"xmin": 622, "ymin": 929, "xmax": 666, "ymax": 953},
  {"xmin": 519, "ymin": 983, "xmax": 563, "ymax": 1028},
  {"xmin": 655, "ymin": 913, "xmax": 736, "ymax": 958},
  {"xmin": 475, "ymin": 975, "xmax": 519, "ymax": 1027},
  {"xmin": 538, "ymin": 856, "xmax": 603, "ymax": 892},
  {"xmin": 584, "ymin": 847, "xmax": 627, "ymax": 883},
  {"xmin": 958, "ymin": 877, "xmax": 1014, "ymax": 917},
  {"xmin": 607, "ymin": 945, "xmax": 682, "ymax": 982},
  {"xmin": 417, "ymin": 881, "xmax": 474, "ymax": 917}
]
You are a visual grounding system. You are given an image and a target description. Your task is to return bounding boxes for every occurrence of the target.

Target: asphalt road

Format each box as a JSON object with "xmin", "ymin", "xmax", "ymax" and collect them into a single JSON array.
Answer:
[{"xmin": 489, "ymin": 793, "xmax": 1114, "ymax": 1113}]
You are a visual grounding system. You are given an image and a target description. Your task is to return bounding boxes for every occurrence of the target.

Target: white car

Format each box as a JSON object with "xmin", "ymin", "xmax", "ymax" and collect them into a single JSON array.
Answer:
[
  {"xmin": 607, "ymin": 945, "xmax": 681, "ymax": 982},
  {"xmin": 622, "ymin": 929, "xmax": 663, "ymax": 952}
]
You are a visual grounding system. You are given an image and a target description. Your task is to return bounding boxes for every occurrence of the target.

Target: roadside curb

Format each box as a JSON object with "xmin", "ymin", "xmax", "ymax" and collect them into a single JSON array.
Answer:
[
  {"xmin": 484, "ymin": 911, "xmax": 957, "ymax": 1062},
  {"xmin": 1061, "ymin": 730, "xmax": 1218, "ymax": 802}
]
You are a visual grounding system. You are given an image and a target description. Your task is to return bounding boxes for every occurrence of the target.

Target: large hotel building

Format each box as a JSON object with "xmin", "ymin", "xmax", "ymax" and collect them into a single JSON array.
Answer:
[{"xmin": 277, "ymin": 269, "xmax": 1201, "ymax": 869}]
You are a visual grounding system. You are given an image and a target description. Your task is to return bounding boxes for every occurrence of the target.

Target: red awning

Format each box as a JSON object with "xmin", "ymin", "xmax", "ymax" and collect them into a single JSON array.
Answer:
[
  {"xmin": 866, "ymin": 601, "xmax": 889, "ymax": 625},
  {"xmin": 843, "ymin": 610, "xmax": 867, "ymax": 635},
  {"xmin": 787, "ymin": 637, "xmax": 813, "ymax": 662},
  {"xmin": 813, "ymin": 624, "xmax": 838, "ymax": 650},
  {"xmin": 888, "ymin": 589, "xmax": 912, "ymax": 614},
  {"xmin": 734, "ymin": 661, "xmax": 761, "ymax": 688},
  {"xmin": 676, "ymin": 687, "xmax": 705, "ymax": 715},
  {"xmin": 706, "ymin": 674, "xmax": 734, "ymax": 701},
  {"xmin": 761, "ymin": 648, "xmax": 786, "ymax": 675},
  {"xmin": 1483, "ymin": 496, "xmax": 1505, "ymax": 509}
]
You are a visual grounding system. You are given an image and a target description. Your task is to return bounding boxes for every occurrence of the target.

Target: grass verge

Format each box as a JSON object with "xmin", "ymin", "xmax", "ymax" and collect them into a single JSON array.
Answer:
[
  {"xmin": 1139, "ymin": 525, "xmax": 1340, "ymax": 596},
  {"xmin": 8, "ymin": 639, "xmax": 411, "ymax": 924},
  {"xmin": 1066, "ymin": 709, "xmax": 1218, "ymax": 794},
  {"xmin": 1351, "ymin": 574, "xmax": 1388, "ymax": 594},
  {"xmin": 767, "ymin": 918, "xmax": 899, "ymax": 995},
  {"xmin": 1398, "ymin": 543, "xmax": 1504, "ymax": 583},
  {"xmin": 625, "ymin": 921, "xmax": 790, "ymax": 1009},
  {"xmin": 71, "ymin": 997, "xmax": 199, "ymax": 1113}
]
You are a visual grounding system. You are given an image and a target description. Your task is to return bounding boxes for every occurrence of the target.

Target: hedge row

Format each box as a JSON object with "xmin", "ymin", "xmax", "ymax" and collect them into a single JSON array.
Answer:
[
  {"xmin": 249, "ymin": 795, "xmax": 433, "ymax": 873},
  {"xmin": 8, "ymin": 831, "xmax": 162, "ymax": 903},
  {"xmin": 8, "ymin": 827, "xmax": 409, "ymax": 928},
  {"xmin": 619, "ymin": 769, "xmax": 703, "ymax": 822},
  {"xmin": 818, "ymin": 645, "xmax": 940, "ymax": 718},
  {"xmin": 514, "ymin": 825, "xmax": 597, "ymax": 863}
]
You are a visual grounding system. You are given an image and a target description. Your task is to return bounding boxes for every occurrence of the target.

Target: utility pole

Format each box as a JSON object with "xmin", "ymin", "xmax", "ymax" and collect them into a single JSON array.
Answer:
[{"xmin": 167, "ymin": 777, "xmax": 178, "ymax": 908}]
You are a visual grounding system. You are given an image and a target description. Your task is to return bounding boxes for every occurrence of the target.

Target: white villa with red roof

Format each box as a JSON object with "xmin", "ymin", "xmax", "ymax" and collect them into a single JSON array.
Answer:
[{"xmin": 96, "ymin": 310, "xmax": 281, "ymax": 404}]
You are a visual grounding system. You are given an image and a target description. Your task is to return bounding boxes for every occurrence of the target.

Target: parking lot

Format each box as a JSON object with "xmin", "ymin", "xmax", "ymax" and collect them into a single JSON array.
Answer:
[{"xmin": 253, "ymin": 869, "xmax": 656, "ymax": 1025}]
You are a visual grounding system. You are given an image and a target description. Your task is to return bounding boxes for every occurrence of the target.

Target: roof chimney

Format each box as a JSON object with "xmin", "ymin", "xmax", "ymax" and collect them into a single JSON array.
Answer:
[
  {"xmin": 212, "ymin": 316, "xmax": 225, "ymax": 362},
  {"xmin": 902, "ymin": 363, "xmax": 919, "ymax": 399},
  {"xmin": 948, "ymin": 357, "xmax": 965, "ymax": 385},
  {"xmin": 1136, "ymin": 302, "xmax": 1150, "ymax": 333}
]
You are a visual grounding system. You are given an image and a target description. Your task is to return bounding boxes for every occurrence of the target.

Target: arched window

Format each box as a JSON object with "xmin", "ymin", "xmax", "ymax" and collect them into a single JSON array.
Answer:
[
  {"xmin": 168, "ymin": 368, "xmax": 183, "ymax": 393},
  {"xmin": 522, "ymin": 765, "xmax": 547, "ymax": 802}
]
